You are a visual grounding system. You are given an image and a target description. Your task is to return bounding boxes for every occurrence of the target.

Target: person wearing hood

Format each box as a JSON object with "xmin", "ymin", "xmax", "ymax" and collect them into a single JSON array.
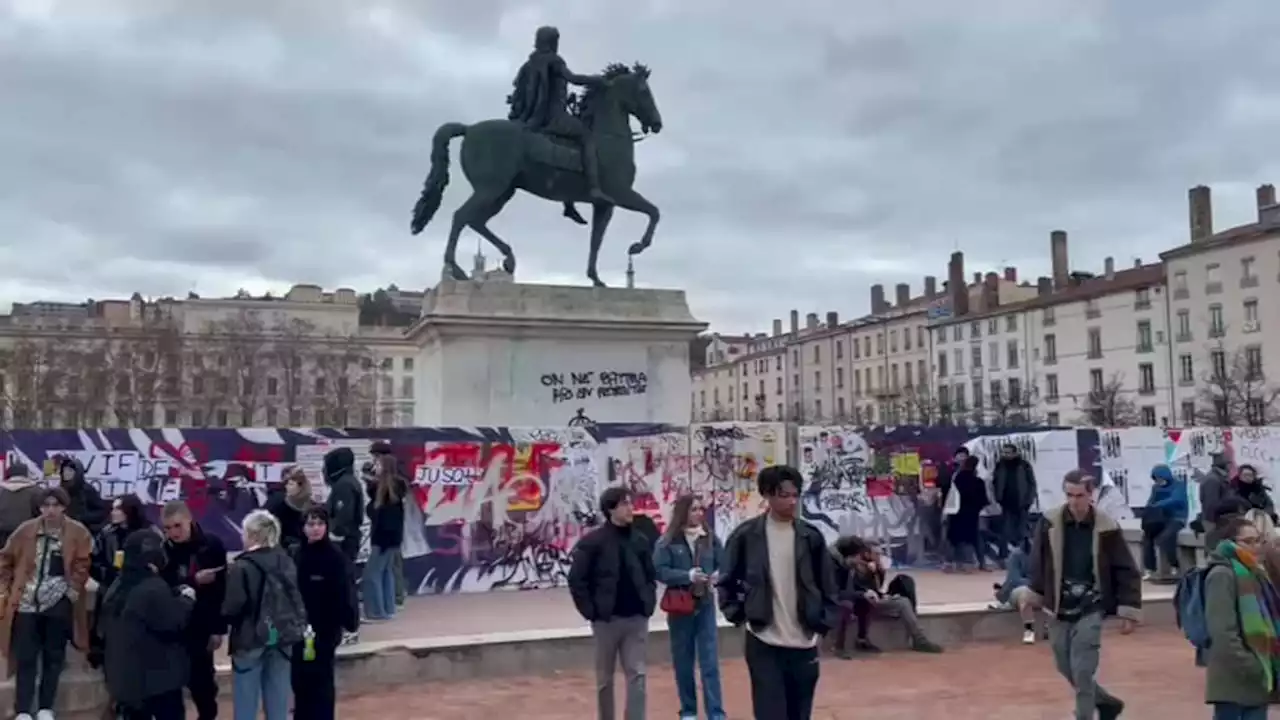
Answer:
[
  {"xmin": 267, "ymin": 466, "xmax": 313, "ymax": 554},
  {"xmin": 992, "ymin": 444, "xmax": 1037, "ymax": 553},
  {"xmin": 100, "ymin": 530, "xmax": 195, "ymax": 720},
  {"xmin": 943, "ymin": 455, "xmax": 989, "ymax": 572},
  {"xmin": 58, "ymin": 458, "xmax": 106, "ymax": 536},
  {"xmin": 321, "ymin": 448, "xmax": 364, "ymax": 565},
  {"xmin": 89, "ymin": 494, "xmax": 155, "ymax": 671},
  {"xmin": 1141, "ymin": 465, "xmax": 1188, "ymax": 583},
  {"xmin": 1233, "ymin": 464, "xmax": 1277, "ymax": 524},
  {"xmin": 290, "ymin": 507, "xmax": 358, "ymax": 720},
  {"xmin": 222, "ymin": 510, "xmax": 306, "ymax": 720},
  {"xmin": 1202, "ymin": 516, "xmax": 1280, "ymax": 718},
  {"xmin": 158, "ymin": 501, "xmax": 227, "ymax": 720},
  {"xmin": 1199, "ymin": 452, "xmax": 1235, "ymax": 543},
  {"xmin": 0, "ymin": 463, "xmax": 45, "ymax": 549}
]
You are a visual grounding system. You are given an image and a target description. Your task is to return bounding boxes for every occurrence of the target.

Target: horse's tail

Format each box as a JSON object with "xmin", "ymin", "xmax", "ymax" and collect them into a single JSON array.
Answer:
[{"xmin": 410, "ymin": 122, "xmax": 468, "ymax": 235}]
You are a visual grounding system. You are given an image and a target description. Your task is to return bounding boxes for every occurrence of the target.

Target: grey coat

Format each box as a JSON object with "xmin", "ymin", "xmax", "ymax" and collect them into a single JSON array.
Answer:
[
  {"xmin": 1203, "ymin": 553, "xmax": 1277, "ymax": 707},
  {"xmin": 221, "ymin": 546, "xmax": 305, "ymax": 655}
]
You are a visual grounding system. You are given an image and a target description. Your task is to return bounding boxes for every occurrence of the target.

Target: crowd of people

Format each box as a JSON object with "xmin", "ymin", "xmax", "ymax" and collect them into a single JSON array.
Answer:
[{"xmin": 0, "ymin": 443, "xmax": 409, "ymax": 720}]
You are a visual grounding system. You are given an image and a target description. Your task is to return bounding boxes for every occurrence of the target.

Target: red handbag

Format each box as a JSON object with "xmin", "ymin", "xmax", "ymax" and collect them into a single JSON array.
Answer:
[{"xmin": 661, "ymin": 587, "xmax": 696, "ymax": 616}]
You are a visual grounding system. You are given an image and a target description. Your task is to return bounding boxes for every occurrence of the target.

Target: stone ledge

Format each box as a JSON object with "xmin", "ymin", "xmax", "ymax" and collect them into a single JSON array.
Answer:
[{"xmin": 16, "ymin": 593, "xmax": 1178, "ymax": 715}]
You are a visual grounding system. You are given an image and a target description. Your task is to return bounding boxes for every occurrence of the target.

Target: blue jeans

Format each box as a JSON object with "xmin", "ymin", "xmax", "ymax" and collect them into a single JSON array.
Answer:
[
  {"xmin": 667, "ymin": 599, "xmax": 724, "ymax": 720},
  {"xmin": 231, "ymin": 646, "xmax": 291, "ymax": 720},
  {"xmin": 363, "ymin": 546, "xmax": 397, "ymax": 620},
  {"xmin": 1214, "ymin": 704, "xmax": 1269, "ymax": 720}
]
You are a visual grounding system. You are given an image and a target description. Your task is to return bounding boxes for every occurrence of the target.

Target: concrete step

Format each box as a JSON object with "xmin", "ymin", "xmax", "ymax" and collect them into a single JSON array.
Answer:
[{"xmin": 14, "ymin": 591, "xmax": 1177, "ymax": 716}]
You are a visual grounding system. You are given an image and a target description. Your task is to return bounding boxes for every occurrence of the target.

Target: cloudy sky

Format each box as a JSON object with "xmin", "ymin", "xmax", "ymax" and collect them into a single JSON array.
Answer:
[{"xmin": 4, "ymin": 1, "xmax": 1280, "ymax": 333}]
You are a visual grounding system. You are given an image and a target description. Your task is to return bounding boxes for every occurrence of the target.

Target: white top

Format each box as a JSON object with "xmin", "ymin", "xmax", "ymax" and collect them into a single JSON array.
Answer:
[{"xmin": 749, "ymin": 516, "xmax": 818, "ymax": 649}]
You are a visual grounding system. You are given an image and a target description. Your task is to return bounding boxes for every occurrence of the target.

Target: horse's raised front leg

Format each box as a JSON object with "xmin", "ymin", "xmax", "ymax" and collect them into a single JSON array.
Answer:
[
  {"xmin": 609, "ymin": 187, "xmax": 660, "ymax": 256},
  {"xmin": 587, "ymin": 202, "xmax": 615, "ymax": 288}
]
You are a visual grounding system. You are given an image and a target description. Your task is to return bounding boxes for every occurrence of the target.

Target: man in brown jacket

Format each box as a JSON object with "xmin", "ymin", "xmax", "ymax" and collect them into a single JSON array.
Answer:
[
  {"xmin": 0, "ymin": 487, "xmax": 92, "ymax": 720},
  {"xmin": 1027, "ymin": 470, "xmax": 1141, "ymax": 720}
]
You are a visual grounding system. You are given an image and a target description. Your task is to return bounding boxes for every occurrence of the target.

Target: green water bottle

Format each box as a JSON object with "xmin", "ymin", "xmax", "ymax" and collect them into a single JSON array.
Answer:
[{"xmin": 303, "ymin": 625, "xmax": 316, "ymax": 662}]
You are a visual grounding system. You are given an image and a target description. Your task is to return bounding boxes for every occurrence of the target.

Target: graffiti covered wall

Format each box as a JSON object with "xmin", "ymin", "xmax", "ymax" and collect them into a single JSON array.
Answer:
[{"xmin": 0, "ymin": 424, "xmax": 1275, "ymax": 593}]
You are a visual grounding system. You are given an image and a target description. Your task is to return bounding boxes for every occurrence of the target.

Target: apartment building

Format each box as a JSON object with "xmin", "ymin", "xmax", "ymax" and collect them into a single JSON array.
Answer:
[
  {"xmin": 930, "ymin": 232, "xmax": 1170, "ymax": 426},
  {"xmin": 1163, "ymin": 184, "xmax": 1280, "ymax": 425}
]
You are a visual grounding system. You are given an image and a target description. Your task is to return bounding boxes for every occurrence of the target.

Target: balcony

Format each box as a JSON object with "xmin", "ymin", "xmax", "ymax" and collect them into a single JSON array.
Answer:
[
  {"xmin": 1176, "ymin": 332, "xmax": 1192, "ymax": 343},
  {"xmin": 1137, "ymin": 343, "xmax": 1154, "ymax": 354},
  {"xmin": 1241, "ymin": 275, "xmax": 1259, "ymax": 289},
  {"xmin": 1139, "ymin": 385, "xmax": 1157, "ymax": 396},
  {"xmin": 1209, "ymin": 326, "xmax": 1225, "ymax": 339},
  {"xmin": 1173, "ymin": 288, "xmax": 1189, "ymax": 300},
  {"xmin": 1134, "ymin": 299, "xmax": 1152, "ymax": 311},
  {"xmin": 969, "ymin": 366, "xmax": 984, "ymax": 378},
  {"xmin": 1044, "ymin": 355, "xmax": 1057, "ymax": 366},
  {"xmin": 1206, "ymin": 282, "xmax": 1223, "ymax": 295}
]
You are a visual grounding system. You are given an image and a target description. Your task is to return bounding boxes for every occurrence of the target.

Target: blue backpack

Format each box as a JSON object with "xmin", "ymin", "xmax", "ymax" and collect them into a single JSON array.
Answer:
[{"xmin": 1175, "ymin": 567, "xmax": 1211, "ymax": 650}]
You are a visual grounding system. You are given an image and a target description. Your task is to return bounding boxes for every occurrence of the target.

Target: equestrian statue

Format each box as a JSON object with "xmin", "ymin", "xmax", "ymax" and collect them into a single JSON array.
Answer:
[{"xmin": 409, "ymin": 26, "xmax": 664, "ymax": 287}]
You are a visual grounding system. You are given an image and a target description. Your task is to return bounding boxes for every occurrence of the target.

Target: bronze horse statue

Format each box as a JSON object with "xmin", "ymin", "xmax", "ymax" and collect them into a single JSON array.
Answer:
[{"xmin": 410, "ymin": 63, "xmax": 663, "ymax": 287}]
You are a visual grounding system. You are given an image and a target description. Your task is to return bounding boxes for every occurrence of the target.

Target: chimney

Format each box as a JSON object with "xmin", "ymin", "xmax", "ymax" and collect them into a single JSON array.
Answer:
[
  {"xmin": 772, "ymin": 318, "xmax": 782, "ymax": 337},
  {"xmin": 1050, "ymin": 230, "xmax": 1069, "ymax": 290},
  {"xmin": 948, "ymin": 251, "xmax": 969, "ymax": 317},
  {"xmin": 924, "ymin": 275, "xmax": 937, "ymax": 298},
  {"xmin": 826, "ymin": 311, "xmax": 838, "ymax": 327},
  {"xmin": 972, "ymin": 271, "xmax": 982, "ymax": 285},
  {"xmin": 1003, "ymin": 266, "xmax": 1017, "ymax": 283},
  {"xmin": 1189, "ymin": 185, "xmax": 1213, "ymax": 242},
  {"xmin": 789, "ymin": 309, "xmax": 799, "ymax": 334},
  {"xmin": 1133, "ymin": 258, "xmax": 1142, "ymax": 268},
  {"xmin": 1036, "ymin": 276, "xmax": 1052, "ymax": 296},
  {"xmin": 895, "ymin": 283, "xmax": 910, "ymax": 307},
  {"xmin": 1258, "ymin": 184, "xmax": 1279, "ymax": 224},
  {"xmin": 805, "ymin": 312, "xmax": 818, "ymax": 330},
  {"xmin": 1104, "ymin": 257, "xmax": 1115, "ymax": 280},
  {"xmin": 982, "ymin": 272, "xmax": 999, "ymax": 311},
  {"xmin": 870, "ymin": 284, "xmax": 887, "ymax": 315}
]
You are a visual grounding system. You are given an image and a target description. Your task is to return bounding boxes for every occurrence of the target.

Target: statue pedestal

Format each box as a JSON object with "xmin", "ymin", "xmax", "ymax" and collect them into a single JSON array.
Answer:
[{"xmin": 406, "ymin": 278, "xmax": 706, "ymax": 427}]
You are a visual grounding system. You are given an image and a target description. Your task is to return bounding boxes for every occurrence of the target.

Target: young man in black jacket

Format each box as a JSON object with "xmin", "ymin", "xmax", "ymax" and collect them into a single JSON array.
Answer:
[
  {"xmin": 567, "ymin": 487, "xmax": 656, "ymax": 720},
  {"xmin": 718, "ymin": 464, "xmax": 839, "ymax": 720},
  {"xmin": 322, "ymin": 447, "xmax": 365, "ymax": 564},
  {"xmin": 159, "ymin": 501, "xmax": 227, "ymax": 720}
]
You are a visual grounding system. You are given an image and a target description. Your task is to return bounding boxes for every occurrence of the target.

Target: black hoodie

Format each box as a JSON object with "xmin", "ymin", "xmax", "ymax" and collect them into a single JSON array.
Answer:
[
  {"xmin": 293, "ymin": 536, "xmax": 359, "ymax": 643},
  {"xmin": 59, "ymin": 457, "xmax": 107, "ymax": 534},
  {"xmin": 323, "ymin": 447, "xmax": 365, "ymax": 560},
  {"xmin": 160, "ymin": 521, "xmax": 228, "ymax": 640}
]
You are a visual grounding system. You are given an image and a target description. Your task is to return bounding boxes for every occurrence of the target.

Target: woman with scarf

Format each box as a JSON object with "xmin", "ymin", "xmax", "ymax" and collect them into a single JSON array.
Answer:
[
  {"xmin": 100, "ymin": 530, "xmax": 196, "ymax": 719},
  {"xmin": 291, "ymin": 507, "xmax": 358, "ymax": 720},
  {"xmin": 1204, "ymin": 515, "xmax": 1280, "ymax": 718},
  {"xmin": 654, "ymin": 493, "xmax": 725, "ymax": 720},
  {"xmin": 267, "ymin": 466, "xmax": 313, "ymax": 554},
  {"xmin": 1233, "ymin": 464, "xmax": 1277, "ymax": 524}
]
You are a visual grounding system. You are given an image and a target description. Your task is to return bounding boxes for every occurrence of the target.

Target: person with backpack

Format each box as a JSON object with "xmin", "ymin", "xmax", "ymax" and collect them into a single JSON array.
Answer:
[
  {"xmin": 222, "ymin": 510, "xmax": 307, "ymax": 720},
  {"xmin": 1202, "ymin": 515, "xmax": 1280, "ymax": 719},
  {"xmin": 1026, "ymin": 470, "xmax": 1140, "ymax": 720}
]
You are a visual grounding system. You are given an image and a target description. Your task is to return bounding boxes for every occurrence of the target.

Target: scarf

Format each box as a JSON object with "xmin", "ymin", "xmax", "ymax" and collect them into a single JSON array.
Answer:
[{"xmin": 1219, "ymin": 540, "xmax": 1280, "ymax": 691}]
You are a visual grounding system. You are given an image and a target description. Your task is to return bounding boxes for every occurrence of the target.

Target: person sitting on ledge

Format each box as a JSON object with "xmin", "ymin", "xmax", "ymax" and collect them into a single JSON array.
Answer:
[
  {"xmin": 989, "ymin": 540, "xmax": 1045, "ymax": 644},
  {"xmin": 830, "ymin": 537, "xmax": 941, "ymax": 657}
]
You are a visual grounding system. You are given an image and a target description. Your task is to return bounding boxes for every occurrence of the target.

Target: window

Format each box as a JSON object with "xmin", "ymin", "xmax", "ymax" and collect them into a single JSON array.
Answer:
[
  {"xmin": 987, "ymin": 318, "xmax": 998, "ymax": 335},
  {"xmin": 836, "ymin": 367, "xmax": 844, "ymax": 388},
  {"xmin": 1242, "ymin": 256, "xmax": 1258, "ymax": 287},
  {"xmin": 973, "ymin": 381, "xmax": 985, "ymax": 408},
  {"xmin": 815, "ymin": 399, "xmax": 822, "ymax": 418},
  {"xmin": 917, "ymin": 360, "xmax": 926, "ymax": 387},
  {"xmin": 1136, "ymin": 320, "xmax": 1153, "ymax": 352},
  {"xmin": 1008, "ymin": 377, "xmax": 1022, "ymax": 402},
  {"xmin": 314, "ymin": 377, "xmax": 327, "ymax": 395},
  {"xmin": 1246, "ymin": 346, "xmax": 1263, "ymax": 379},
  {"xmin": 1006, "ymin": 315, "xmax": 1018, "ymax": 332},
  {"xmin": 1176, "ymin": 309, "xmax": 1192, "ymax": 341},
  {"xmin": 986, "ymin": 341, "xmax": 999, "ymax": 370},
  {"xmin": 1086, "ymin": 299, "xmax": 1100, "ymax": 319},
  {"xmin": 1139, "ymin": 363, "xmax": 1155, "ymax": 394},
  {"xmin": 890, "ymin": 330, "xmax": 898, "ymax": 353},
  {"xmin": 192, "ymin": 410, "xmax": 205, "ymax": 427},
  {"xmin": 1045, "ymin": 374, "xmax": 1059, "ymax": 401},
  {"xmin": 216, "ymin": 410, "xmax": 229, "ymax": 427},
  {"xmin": 776, "ymin": 356, "xmax": 782, "ymax": 371},
  {"xmin": 792, "ymin": 374, "xmax": 799, "ymax": 389},
  {"xmin": 954, "ymin": 382, "xmax": 967, "ymax": 410},
  {"xmin": 1087, "ymin": 328, "xmax": 1102, "ymax": 359},
  {"xmin": 265, "ymin": 407, "xmax": 278, "ymax": 426},
  {"xmin": 837, "ymin": 397, "xmax": 845, "ymax": 418},
  {"xmin": 953, "ymin": 348, "xmax": 965, "ymax": 374},
  {"xmin": 399, "ymin": 377, "xmax": 414, "ymax": 399},
  {"xmin": 315, "ymin": 409, "xmax": 327, "ymax": 427},
  {"xmin": 1173, "ymin": 270, "xmax": 1188, "ymax": 298},
  {"xmin": 1209, "ymin": 304, "xmax": 1225, "ymax": 337},
  {"xmin": 403, "ymin": 357, "xmax": 414, "ymax": 371},
  {"xmin": 1044, "ymin": 334, "xmax": 1057, "ymax": 364},
  {"xmin": 700, "ymin": 390, "xmax": 706, "ymax": 407},
  {"xmin": 904, "ymin": 362, "xmax": 913, "ymax": 387},
  {"xmin": 917, "ymin": 326, "xmax": 925, "ymax": 348},
  {"xmin": 1090, "ymin": 369, "xmax": 1104, "ymax": 393},
  {"xmin": 864, "ymin": 337, "xmax": 871, "ymax": 356},
  {"xmin": 853, "ymin": 339, "xmax": 861, "ymax": 359},
  {"xmin": 1180, "ymin": 401, "xmax": 1196, "ymax": 426},
  {"xmin": 876, "ymin": 334, "xmax": 884, "ymax": 355},
  {"xmin": 1134, "ymin": 288, "xmax": 1151, "ymax": 310},
  {"xmin": 793, "ymin": 350, "xmax": 799, "ymax": 366},
  {"xmin": 988, "ymin": 380, "xmax": 1001, "ymax": 404},
  {"xmin": 903, "ymin": 331, "xmax": 911, "ymax": 351},
  {"xmin": 266, "ymin": 377, "xmax": 279, "ymax": 396},
  {"xmin": 380, "ymin": 376, "xmax": 392, "ymax": 397},
  {"xmin": 1248, "ymin": 399, "xmax": 1266, "ymax": 425},
  {"xmin": 777, "ymin": 403, "xmax": 783, "ymax": 420},
  {"xmin": 729, "ymin": 385, "xmax": 736, "ymax": 403},
  {"xmin": 381, "ymin": 357, "xmax": 393, "ymax": 371},
  {"xmin": 1211, "ymin": 349, "xmax": 1227, "ymax": 379},
  {"xmin": 1206, "ymin": 263, "xmax": 1222, "ymax": 293},
  {"xmin": 1043, "ymin": 306, "xmax": 1055, "ymax": 326},
  {"xmin": 877, "ymin": 367, "xmax": 884, "ymax": 388},
  {"xmin": 1141, "ymin": 406, "xmax": 1157, "ymax": 426},
  {"xmin": 1245, "ymin": 299, "xmax": 1260, "ymax": 329},
  {"xmin": 836, "ymin": 341, "xmax": 843, "ymax": 359},
  {"xmin": 813, "ymin": 345, "xmax": 820, "ymax": 362},
  {"xmin": 891, "ymin": 364, "xmax": 899, "ymax": 389},
  {"xmin": 1007, "ymin": 340, "xmax": 1020, "ymax": 369},
  {"xmin": 1047, "ymin": 411, "xmax": 1060, "ymax": 425},
  {"xmin": 814, "ymin": 371, "xmax": 822, "ymax": 391},
  {"xmin": 971, "ymin": 321, "xmax": 982, "ymax": 338},
  {"xmin": 1179, "ymin": 354, "xmax": 1194, "ymax": 384},
  {"xmin": 971, "ymin": 345, "xmax": 983, "ymax": 370},
  {"xmin": 164, "ymin": 408, "xmax": 179, "ymax": 426},
  {"xmin": 952, "ymin": 325, "xmax": 962, "ymax": 342},
  {"xmin": 937, "ymin": 352, "xmax": 948, "ymax": 377}
]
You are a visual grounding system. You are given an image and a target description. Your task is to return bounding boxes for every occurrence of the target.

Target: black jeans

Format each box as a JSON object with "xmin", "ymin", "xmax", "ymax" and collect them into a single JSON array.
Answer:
[
  {"xmin": 1142, "ymin": 520, "xmax": 1184, "ymax": 572},
  {"xmin": 292, "ymin": 632, "xmax": 339, "ymax": 720},
  {"xmin": 186, "ymin": 637, "xmax": 219, "ymax": 720},
  {"xmin": 121, "ymin": 689, "xmax": 185, "ymax": 720},
  {"xmin": 12, "ymin": 598, "xmax": 72, "ymax": 716},
  {"xmin": 745, "ymin": 632, "xmax": 819, "ymax": 720}
]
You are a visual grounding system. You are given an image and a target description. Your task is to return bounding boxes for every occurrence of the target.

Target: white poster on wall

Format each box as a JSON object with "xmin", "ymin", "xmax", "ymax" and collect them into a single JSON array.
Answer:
[
  {"xmin": 1099, "ymin": 428, "xmax": 1167, "ymax": 508},
  {"xmin": 964, "ymin": 430, "xmax": 1080, "ymax": 512}
]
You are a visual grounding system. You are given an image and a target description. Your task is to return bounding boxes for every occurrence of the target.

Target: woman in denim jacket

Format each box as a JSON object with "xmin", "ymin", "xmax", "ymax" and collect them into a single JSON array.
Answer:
[{"xmin": 653, "ymin": 494, "xmax": 725, "ymax": 720}]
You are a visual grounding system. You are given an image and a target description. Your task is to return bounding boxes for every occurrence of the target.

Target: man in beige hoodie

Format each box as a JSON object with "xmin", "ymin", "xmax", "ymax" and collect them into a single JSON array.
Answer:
[{"xmin": 0, "ymin": 463, "xmax": 44, "ymax": 548}]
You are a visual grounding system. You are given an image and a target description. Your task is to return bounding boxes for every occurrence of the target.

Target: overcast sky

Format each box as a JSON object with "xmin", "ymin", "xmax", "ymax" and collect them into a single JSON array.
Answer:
[{"xmin": 4, "ymin": 1, "xmax": 1280, "ymax": 333}]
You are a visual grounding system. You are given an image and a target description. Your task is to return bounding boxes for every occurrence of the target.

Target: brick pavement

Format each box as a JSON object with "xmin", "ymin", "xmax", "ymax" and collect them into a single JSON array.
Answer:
[{"xmin": 333, "ymin": 627, "xmax": 1205, "ymax": 720}]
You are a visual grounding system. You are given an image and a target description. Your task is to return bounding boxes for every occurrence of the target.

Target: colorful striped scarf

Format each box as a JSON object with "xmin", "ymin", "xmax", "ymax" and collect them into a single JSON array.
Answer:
[{"xmin": 1219, "ymin": 540, "xmax": 1280, "ymax": 692}]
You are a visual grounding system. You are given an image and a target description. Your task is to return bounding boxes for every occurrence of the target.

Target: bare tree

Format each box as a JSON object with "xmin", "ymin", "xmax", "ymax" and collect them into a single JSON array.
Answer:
[
  {"xmin": 1196, "ymin": 340, "xmax": 1280, "ymax": 426},
  {"xmin": 987, "ymin": 384, "xmax": 1042, "ymax": 427},
  {"xmin": 310, "ymin": 336, "xmax": 377, "ymax": 428},
  {"xmin": 60, "ymin": 331, "xmax": 113, "ymax": 428},
  {"xmin": 272, "ymin": 318, "xmax": 319, "ymax": 426},
  {"xmin": 0, "ymin": 336, "xmax": 63, "ymax": 429},
  {"xmin": 181, "ymin": 330, "xmax": 233, "ymax": 428},
  {"xmin": 210, "ymin": 311, "xmax": 274, "ymax": 426},
  {"xmin": 1077, "ymin": 372, "xmax": 1141, "ymax": 427}
]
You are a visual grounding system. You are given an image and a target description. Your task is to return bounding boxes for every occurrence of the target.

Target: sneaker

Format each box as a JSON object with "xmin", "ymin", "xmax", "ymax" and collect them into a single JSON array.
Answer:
[
  {"xmin": 1098, "ymin": 698, "xmax": 1125, "ymax": 720},
  {"xmin": 36, "ymin": 710, "xmax": 54, "ymax": 720},
  {"xmin": 362, "ymin": 615, "xmax": 386, "ymax": 624},
  {"xmin": 16, "ymin": 714, "xmax": 33, "ymax": 720},
  {"xmin": 1142, "ymin": 571, "xmax": 1153, "ymax": 581},
  {"xmin": 1022, "ymin": 628, "xmax": 1036, "ymax": 644},
  {"xmin": 988, "ymin": 601, "xmax": 1012, "ymax": 611},
  {"xmin": 342, "ymin": 630, "xmax": 360, "ymax": 646},
  {"xmin": 854, "ymin": 638, "xmax": 882, "ymax": 653},
  {"xmin": 911, "ymin": 638, "xmax": 944, "ymax": 653}
]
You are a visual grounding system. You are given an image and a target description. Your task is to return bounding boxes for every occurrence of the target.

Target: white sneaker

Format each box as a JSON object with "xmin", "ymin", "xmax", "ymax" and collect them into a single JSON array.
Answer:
[
  {"xmin": 988, "ymin": 601, "xmax": 1012, "ymax": 611},
  {"xmin": 36, "ymin": 710, "xmax": 55, "ymax": 720},
  {"xmin": 1022, "ymin": 629, "xmax": 1036, "ymax": 645},
  {"xmin": 1142, "ymin": 571, "xmax": 1153, "ymax": 581},
  {"xmin": 15, "ymin": 713, "xmax": 33, "ymax": 720}
]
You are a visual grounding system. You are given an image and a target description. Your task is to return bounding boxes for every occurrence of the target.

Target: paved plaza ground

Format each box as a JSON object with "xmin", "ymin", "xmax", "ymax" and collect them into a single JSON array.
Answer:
[{"xmin": 332, "ymin": 627, "xmax": 1203, "ymax": 719}]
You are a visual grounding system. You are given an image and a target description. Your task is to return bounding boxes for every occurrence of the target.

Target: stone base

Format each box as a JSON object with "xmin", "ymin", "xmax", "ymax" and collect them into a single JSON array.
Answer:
[{"xmin": 406, "ymin": 279, "xmax": 705, "ymax": 426}]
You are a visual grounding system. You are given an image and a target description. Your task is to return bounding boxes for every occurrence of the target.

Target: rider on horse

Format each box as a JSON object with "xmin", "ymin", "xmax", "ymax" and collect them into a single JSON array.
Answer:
[{"xmin": 507, "ymin": 26, "xmax": 613, "ymax": 224}]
